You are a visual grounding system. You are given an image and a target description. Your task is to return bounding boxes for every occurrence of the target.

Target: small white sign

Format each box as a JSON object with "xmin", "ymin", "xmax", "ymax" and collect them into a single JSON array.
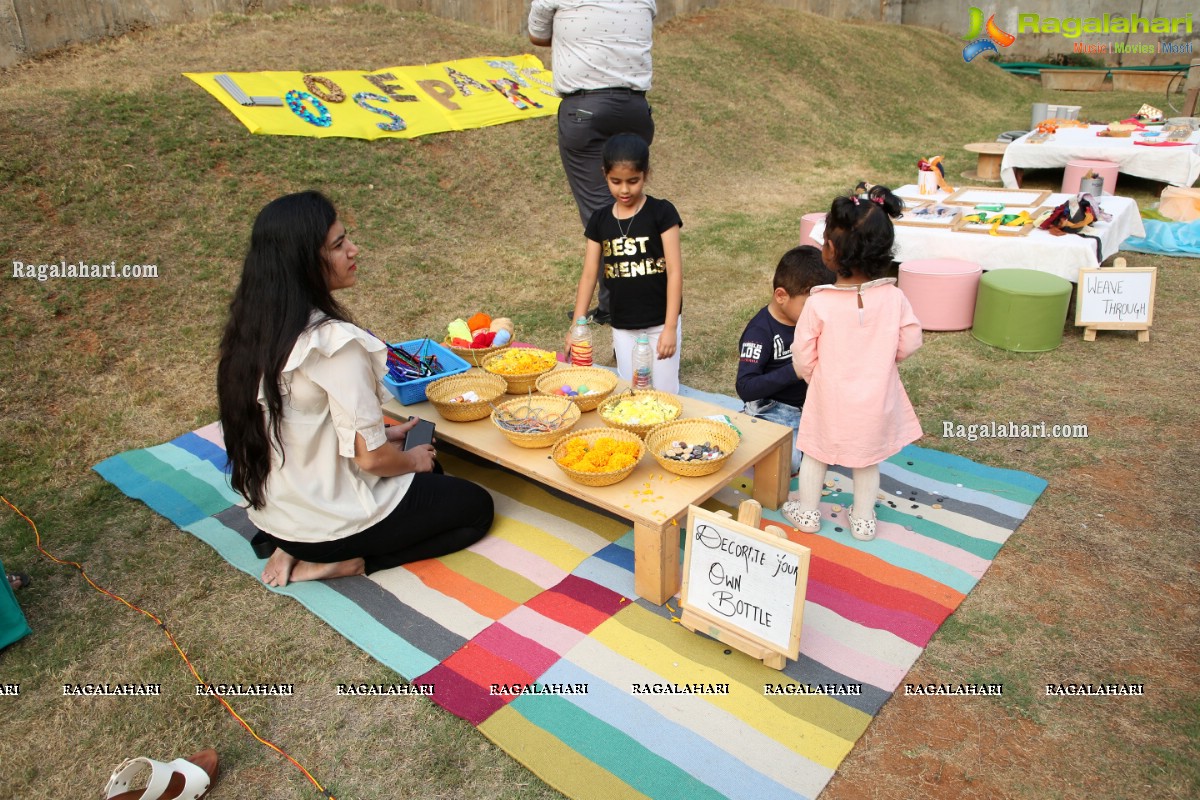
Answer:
[
  {"xmin": 680, "ymin": 507, "xmax": 809, "ymax": 658},
  {"xmin": 1076, "ymin": 263, "xmax": 1156, "ymax": 329}
]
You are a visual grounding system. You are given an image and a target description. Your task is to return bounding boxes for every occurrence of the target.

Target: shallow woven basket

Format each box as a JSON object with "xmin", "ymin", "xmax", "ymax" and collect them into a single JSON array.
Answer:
[
  {"xmin": 425, "ymin": 370, "xmax": 508, "ymax": 422},
  {"xmin": 443, "ymin": 340, "xmax": 511, "ymax": 367},
  {"xmin": 490, "ymin": 395, "xmax": 581, "ymax": 449},
  {"xmin": 597, "ymin": 389, "xmax": 684, "ymax": 439},
  {"xmin": 483, "ymin": 350, "xmax": 560, "ymax": 394},
  {"xmin": 645, "ymin": 418, "xmax": 741, "ymax": 478},
  {"xmin": 551, "ymin": 427, "xmax": 645, "ymax": 487},
  {"xmin": 535, "ymin": 367, "xmax": 619, "ymax": 413}
]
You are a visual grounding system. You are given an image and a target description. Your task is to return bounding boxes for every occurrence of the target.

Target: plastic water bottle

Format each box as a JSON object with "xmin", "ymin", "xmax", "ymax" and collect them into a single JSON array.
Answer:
[
  {"xmin": 569, "ymin": 317, "xmax": 593, "ymax": 367},
  {"xmin": 631, "ymin": 334, "xmax": 654, "ymax": 389}
]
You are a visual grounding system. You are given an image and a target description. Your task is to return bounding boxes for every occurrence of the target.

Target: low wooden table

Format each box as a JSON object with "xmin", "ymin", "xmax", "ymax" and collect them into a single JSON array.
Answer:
[
  {"xmin": 962, "ymin": 142, "xmax": 1008, "ymax": 183},
  {"xmin": 384, "ymin": 384, "xmax": 792, "ymax": 605}
]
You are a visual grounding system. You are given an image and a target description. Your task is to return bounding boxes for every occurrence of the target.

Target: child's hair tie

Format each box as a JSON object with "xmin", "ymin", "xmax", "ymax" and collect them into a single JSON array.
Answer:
[
  {"xmin": 871, "ymin": 196, "xmax": 885, "ymax": 206},
  {"xmin": 851, "ymin": 195, "xmax": 860, "ymax": 206}
]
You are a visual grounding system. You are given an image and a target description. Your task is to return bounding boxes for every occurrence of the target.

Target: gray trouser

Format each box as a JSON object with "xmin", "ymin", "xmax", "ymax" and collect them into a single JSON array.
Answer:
[{"xmin": 557, "ymin": 90, "xmax": 655, "ymax": 311}]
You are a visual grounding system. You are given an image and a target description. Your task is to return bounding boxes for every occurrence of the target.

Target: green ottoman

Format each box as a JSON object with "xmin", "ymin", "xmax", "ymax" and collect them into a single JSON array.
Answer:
[{"xmin": 972, "ymin": 269, "xmax": 1073, "ymax": 352}]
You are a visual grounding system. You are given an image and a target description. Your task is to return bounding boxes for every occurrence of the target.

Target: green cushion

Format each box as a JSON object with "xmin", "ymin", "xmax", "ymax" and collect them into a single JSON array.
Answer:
[
  {"xmin": 972, "ymin": 269, "xmax": 1073, "ymax": 352},
  {"xmin": 979, "ymin": 268, "xmax": 1073, "ymax": 297}
]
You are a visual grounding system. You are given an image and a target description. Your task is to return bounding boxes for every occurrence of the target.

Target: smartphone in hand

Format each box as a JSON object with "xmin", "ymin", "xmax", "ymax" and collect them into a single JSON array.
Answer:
[{"xmin": 403, "ymin": 418, "xmax": 436, "ymax": 451}]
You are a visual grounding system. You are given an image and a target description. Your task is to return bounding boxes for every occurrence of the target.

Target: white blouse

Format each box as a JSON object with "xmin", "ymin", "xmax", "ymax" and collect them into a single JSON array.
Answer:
[{"xmin": 244, "ymin": 317, "xmax": 411, "ymax": 543}]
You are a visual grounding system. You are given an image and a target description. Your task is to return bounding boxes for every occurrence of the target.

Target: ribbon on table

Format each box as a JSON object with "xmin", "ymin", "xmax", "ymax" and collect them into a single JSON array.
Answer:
[{"xmin": 918, "ymin": 156, "xmax": 955, "ymax": 193}]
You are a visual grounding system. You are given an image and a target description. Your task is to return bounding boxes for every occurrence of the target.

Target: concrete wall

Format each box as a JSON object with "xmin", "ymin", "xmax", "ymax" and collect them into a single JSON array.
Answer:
[
  {"xmin": 902, "ymin": 0, "xmax": 1198, "ymax": 67},
  {"xmin": 5, "ymin": 0, "xmax": 1192, "ymax": 69}
]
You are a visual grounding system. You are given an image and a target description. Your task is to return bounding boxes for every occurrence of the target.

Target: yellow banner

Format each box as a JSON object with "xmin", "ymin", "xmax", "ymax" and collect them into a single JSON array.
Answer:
[{"xmin": 184, "ymin": 55, "xmax": 558, "ymax": 140}]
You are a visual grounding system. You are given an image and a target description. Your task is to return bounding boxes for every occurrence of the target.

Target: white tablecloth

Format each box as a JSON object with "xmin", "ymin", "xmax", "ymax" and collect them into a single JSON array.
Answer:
[
  {"xmin": 813, "ymin": 186, "xmax": 1146, "ymax": 282},
  {"xmin": 1000, "ymin": 125, "xmax": 1200, "ymax": 189}
]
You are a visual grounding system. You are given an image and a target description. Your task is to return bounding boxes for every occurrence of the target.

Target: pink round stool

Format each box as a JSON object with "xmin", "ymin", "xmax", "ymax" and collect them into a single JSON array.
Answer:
[
  {"xmin": 1061, "ymin": 159, "xmax": 1119, "ymax": 195},
  {"xmin": 799, "ymin": 212, "xmax": 826, "ymax": 247},
  {"xmin": 897, "ymin": 258, "xmax": 983, "ymax": 331}
]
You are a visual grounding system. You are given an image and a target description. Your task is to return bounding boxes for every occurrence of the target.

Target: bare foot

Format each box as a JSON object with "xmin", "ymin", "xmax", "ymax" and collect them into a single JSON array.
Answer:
[
  {"xmin": 262, "ymin": 549, "xmax": 298, "ymax": 587},
  {"xmin": 288, "ymin": 558, "xmax": 366, "ymax": 583}
]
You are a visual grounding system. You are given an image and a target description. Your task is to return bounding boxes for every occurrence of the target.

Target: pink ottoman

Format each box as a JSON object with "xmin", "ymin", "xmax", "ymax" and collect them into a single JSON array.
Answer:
[
  {"xmin": 898, "ymin": 259, "xmax": 983, "ymax": 331},
  {"xmin": 799, "ymin": 212, "xmax": 826, "ymax": 247},
  {"xmin": 1061, "ymin": 158, "xmax": 1119, "ymax": 195}
]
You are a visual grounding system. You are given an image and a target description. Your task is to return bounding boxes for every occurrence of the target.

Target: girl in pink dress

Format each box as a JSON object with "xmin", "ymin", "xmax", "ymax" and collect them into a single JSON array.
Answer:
[{"xmin": 782, "ymin": 185, "xmax": 923, "ymax": 541}]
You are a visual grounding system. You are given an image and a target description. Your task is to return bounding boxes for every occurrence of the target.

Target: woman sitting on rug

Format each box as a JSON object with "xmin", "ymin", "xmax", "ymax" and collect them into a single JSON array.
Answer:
[{"xmin": 218, "ymin": 191, "xmax": 494, "ymax": 587}]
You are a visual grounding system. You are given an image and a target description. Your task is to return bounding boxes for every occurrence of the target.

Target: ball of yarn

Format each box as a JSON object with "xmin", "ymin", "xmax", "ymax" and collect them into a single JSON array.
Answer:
[
  {"xmin": 468, "ymin": 312, "xmax": 492, "ymax": 334},
  {"xmin": 447, "ymin": 318, "xmax": 472, "ymax": 342}
]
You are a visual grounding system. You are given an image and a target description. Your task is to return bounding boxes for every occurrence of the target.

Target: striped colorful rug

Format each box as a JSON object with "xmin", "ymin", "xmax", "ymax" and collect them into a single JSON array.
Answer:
[{"xmin": 94, "ymin": 405, "xmax": 1046, "ymax": 800}]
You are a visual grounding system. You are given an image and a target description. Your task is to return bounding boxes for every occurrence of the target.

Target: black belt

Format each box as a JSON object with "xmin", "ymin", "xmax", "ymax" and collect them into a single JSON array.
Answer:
[{"xmin": 561, "ymin": 87, "xmax": 647, "ymax": 98}]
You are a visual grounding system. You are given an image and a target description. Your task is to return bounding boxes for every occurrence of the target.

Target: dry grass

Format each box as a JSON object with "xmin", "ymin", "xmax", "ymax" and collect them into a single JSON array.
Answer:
[{"xmin": 1, "ymin": 2, "xmax": 1198, "ymax": 799}]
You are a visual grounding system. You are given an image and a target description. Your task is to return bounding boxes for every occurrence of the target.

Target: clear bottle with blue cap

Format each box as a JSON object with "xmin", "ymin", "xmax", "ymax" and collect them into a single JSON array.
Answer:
[{"xmin": 631, "ymin": 334, "xmax": 653, "ymax": 389}]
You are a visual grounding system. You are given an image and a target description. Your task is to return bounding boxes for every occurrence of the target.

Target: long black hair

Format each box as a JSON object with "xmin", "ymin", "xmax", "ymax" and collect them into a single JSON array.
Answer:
[
  {"xmin": 217, "ymin": 191, "xmax": 353, "ymax": 509},
  {"xmin": 824, "ymin": 184, "xmax": 904, "ymax": 280},
  {"xmin": 602, "ymin": 132, "xmax": 651, "ymax": 174}
]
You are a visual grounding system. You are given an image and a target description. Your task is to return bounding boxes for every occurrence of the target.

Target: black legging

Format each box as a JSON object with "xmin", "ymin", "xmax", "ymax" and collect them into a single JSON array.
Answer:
[{"xmin": 256, "ymin": 472, "xmax": 494, "ymax": 573}]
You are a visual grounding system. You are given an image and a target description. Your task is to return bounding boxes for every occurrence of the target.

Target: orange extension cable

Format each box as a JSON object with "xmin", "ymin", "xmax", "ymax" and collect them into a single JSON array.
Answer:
[{"xmin": 1, "ymin": 496, "xmax": 336, "ymax": 799}]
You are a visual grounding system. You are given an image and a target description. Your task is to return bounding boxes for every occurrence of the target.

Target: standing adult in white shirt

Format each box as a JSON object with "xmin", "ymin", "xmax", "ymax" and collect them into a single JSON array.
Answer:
[
  {"xmin": 529, "ymin": 0, "xmax": 657, "ymax": 325},
  {"xmin": 217, "ymin": 191, "xmax": 494, "ymax": 587}
]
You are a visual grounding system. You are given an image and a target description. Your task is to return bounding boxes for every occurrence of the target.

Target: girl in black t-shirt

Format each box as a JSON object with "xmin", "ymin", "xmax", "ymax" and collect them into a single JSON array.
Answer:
[{"xmin": 569, "ymin": 133, "xmax": 684, "ymax": 392}]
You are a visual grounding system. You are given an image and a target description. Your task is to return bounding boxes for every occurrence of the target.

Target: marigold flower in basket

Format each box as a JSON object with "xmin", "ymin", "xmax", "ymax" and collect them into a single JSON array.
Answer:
[
  {"xmin": 555, "ymin": 436, "xmax": 641, "ymax": 474},
  {"xmin": 485, "ymin": 348, "xmax": 558, "ymax": 376}
]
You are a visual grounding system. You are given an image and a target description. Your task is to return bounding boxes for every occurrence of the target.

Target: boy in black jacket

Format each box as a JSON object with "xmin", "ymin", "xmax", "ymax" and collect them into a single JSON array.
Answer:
[{"xmin": 736, "ymin": 245, "xmax": 835, "ymax": 475}]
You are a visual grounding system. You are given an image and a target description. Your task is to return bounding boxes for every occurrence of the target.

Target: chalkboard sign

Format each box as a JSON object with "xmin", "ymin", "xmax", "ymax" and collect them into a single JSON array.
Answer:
[
  {"xmin": 680, "ymin": 506, "xmax": 810, "ymax": 660},
  {"xmin": 1076, "ymin": 258, "xmax": 1156, "ymax": 342}
]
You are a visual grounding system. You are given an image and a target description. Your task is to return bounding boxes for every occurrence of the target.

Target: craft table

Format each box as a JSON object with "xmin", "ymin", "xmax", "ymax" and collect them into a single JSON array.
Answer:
[
  {"xmin": 383, "ymin": 384, "xmax": 792, "ymax": 606},
  {"xmin": 814, "ymin": 186, "xmax": 1146, "ymax": 283},
  {"xmin": 1000, "ymin": 125, "xmax": 1200, "ymax": 189}
]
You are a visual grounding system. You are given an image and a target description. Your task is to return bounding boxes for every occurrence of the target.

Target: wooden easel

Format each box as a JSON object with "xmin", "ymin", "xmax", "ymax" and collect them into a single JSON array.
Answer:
[
  {"xmin": 678, "ymin": 500, "xmax": 791, "ymax": 669},
  {"xmin": 1076, "ymin": 257, "xmax": 1156, "ymax": 342}
]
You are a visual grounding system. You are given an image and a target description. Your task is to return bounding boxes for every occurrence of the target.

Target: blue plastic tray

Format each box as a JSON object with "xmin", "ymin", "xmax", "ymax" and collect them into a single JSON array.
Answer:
[{"xmin": 381, "ymin": 338, "xmax": 471, "ymax": 405}]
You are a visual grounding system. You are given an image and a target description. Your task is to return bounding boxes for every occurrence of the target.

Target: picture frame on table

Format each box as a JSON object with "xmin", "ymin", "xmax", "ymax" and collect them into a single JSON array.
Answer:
[
  {"xmin": 951, "ymin": 207, "xmax": 1047, "ymax": 237},
  {"xmin": 894, "ymin": 204, "xmax": 961, "ymax": 227},
  {"xmin": 943, "ymin": 187, "xmax": 1052, "ymax": 208}
]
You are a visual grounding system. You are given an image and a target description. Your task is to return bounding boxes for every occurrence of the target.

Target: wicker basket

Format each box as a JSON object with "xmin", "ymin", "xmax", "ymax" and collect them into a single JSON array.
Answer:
[
  {"xmin": 645, "ymin": 418, "xmax": 741, "ymax": 478},
  {"xmin": 425, "ymin": 369, "xmax": 508, "ymax": 422},
  {"xmin": 483, "ymin": 349, "xmax": 560, "ymax": 394},
  {"xmin": 490, "ymin": 395, "xmax": 581, "ymax": 449},
  {"xmin": 443, "ymin": 340, "xmax": 512, "ymax": 367},
  {"xmin": 535, "ymin": 367, "xmax": 619, "ymax": 413},
  {"xmin": 551, "ymin": 427, "xmax": 645, "ymax": 487},
  {"xmin": 597, "ymin": 389, "xmax": 684, "ymax": 439}
]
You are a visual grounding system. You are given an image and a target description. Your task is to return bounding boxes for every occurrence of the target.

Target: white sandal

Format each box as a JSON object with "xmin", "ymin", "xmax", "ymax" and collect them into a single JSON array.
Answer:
[
  {"xmin": 782, "ymin": 502, "xmax": 822, "ymax": 533},
  {"xmin": 847, "ymin": 510, "xmax": 877, "ymax": 542},
  {"xmin": 105, "ymin": 749, "xmax": 218, "ymax": 800}
]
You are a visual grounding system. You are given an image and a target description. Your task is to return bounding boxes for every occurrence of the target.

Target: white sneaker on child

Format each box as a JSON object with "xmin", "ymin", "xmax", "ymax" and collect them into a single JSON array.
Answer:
[
  {"xmin": 847, "ymin": 510, "xmax": 877, "ymax": 541},
  {"xmin": 782, "ymin": 502, "xmax": 822, "ymax": 533}
]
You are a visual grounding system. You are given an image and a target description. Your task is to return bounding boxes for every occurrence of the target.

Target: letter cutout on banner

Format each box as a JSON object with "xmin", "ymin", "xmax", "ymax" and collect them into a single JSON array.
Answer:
[
  {"xmin": 418, "ymin": 80, "xmax": 461, "ymax": 111},
  {"xmin": 303, "ymin": 74, "xmax": 346, "ymax": 103},
  {"xmin": 362, "ymin": 72, "xmax": 418, "ymax": 102},
  {"xmin": 445, "ymin": 67, "xmax": 492, "ymax": 96},
  {"xmin": 353, "ymin": 92, "xmax": 407, "ymax": 131},
  {"xmin": 184, "ymin": 55, "xmax": 558, "ymax": 140},
  {"xmin": 489, "ymin": 78, "xmax": 542, "ymax": 111}
]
